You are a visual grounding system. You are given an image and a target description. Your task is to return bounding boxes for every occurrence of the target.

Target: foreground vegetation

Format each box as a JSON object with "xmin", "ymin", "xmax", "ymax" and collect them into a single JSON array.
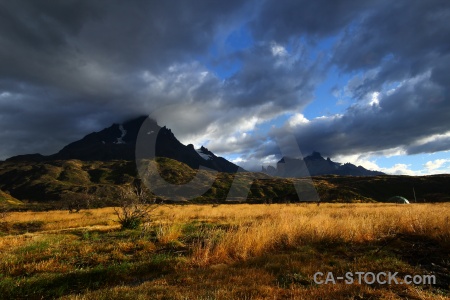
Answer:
[{"xmin": 1, "ymin": 203, "xmax": 449, "ymax": 299}]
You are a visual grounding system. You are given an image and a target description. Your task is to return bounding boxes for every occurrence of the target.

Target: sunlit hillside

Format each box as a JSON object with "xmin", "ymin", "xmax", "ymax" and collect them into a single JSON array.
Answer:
[{"xmin": 1, "ymin": 159, "xmax": 450, "ymax": 210}]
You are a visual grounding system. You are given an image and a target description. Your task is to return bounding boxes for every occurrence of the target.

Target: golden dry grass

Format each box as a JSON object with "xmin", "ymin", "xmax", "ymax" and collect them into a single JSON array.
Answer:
[
  {"xmin": 1, "ymin": 203, "xmax": 449, "ymax": 299},
  {"xmin": 185, "ymin": 203, "xmax": 449, "ymax": 264}
]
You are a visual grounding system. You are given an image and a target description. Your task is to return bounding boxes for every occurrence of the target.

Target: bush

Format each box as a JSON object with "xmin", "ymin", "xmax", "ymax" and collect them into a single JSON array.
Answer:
[
  {"xmin": 63, "ymin": 191, "xmax": 93, "ymax": 213},
  {"xmin": 114, "ymin": 183, "xmax": 159, "ymax": 230},
  {"xmin": 0, "ymin": 207, "xmax": 9, "ymax": 220}
]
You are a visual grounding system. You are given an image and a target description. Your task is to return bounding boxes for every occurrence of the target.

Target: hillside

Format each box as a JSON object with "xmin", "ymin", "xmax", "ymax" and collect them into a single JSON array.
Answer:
[
  {"xmin": 1, "ymin": 158, "xmax": 449, "ymax": 209},
  {"xmin": 0, "ymin": 189, "xmax": 22, "ymax": 207},
  {"xmin": 313, "ymin": 175, "xmax": 450, "ymax": 203}
]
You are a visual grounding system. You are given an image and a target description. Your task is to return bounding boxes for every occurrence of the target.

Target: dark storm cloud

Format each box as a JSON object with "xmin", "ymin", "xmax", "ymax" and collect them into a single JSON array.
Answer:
[
  {"xmin": 76, "ymin": 1, "xmax": 248, "ymax": 71},
  {"xmin": 0, "ymin": 1, "xmax": 100, "ymax": 86},
  {"xmin": 1, "ymin": 0, "xmax": 449, "ymax": 165},
  {"xmin": 0, "ymin": 0, "xmax": 247, "ymax": 159},
  {"xmin": 277, "ymin": 72, "xmax": 450, "ymax": 159},
  {"xmin": 407, "ymin": 136, "xmax": 450, "ymax": 155},
  {"xmin": 224, "ymin": 42, "xmax": 320, "ymax": 109},
  {"xmin": 0, "ymin": 1, "xmax": 98, "ymax": 49},
  {"xmin": 0, "ymin": 0, "xmax": 244, "ymax": 76},
  {"xmin": 212, "ymin": 0, "xmax": 449, "ymax": 166},
  {"xmin": 1, "ymin": 0, "xmax": 326, "ymax": 160},
  {"xmin": 244, "ymin": 0, "xmax": 450, "ymax": 163},
  {"xmin": 332, "ymin": 0, "xmax": 450, "ymax": 98},
  {"xmin": 0, "ymin": 0, "xmax": 246, "ymax": 101},
  {"xmin": 251, "ymin": 0, "xmax": 377, "ymax": 42}
]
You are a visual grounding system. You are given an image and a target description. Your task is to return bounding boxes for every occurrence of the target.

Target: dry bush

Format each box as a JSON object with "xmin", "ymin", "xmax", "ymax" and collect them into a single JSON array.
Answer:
[
  {"xmin": 63, "ymin": 191, "xmax": 94, "ymax": 213},
  {"xmin": 114, "ymin": 183, "xmax": 159, "ymax": 230},
  {"xmin": 0, "ymin": 207, "xmax": 9, "ymax": 220},
  {"xmin": 0, "ymin": 207, "xmax": 10, "ymax": 232}
]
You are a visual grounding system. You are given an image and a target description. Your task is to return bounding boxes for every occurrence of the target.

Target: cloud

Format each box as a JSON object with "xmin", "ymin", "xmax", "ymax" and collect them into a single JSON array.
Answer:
[
  {"xmin": 268, "ymin": 0, "xmax": 449, "ymax": 161},
  {"xmin": 272, "ymin": 69, "xmax": 450, "ymax": 160},
  {"xmin": 332, "ymin": 153, "xmax": 421, "ymax": 176},
  {"xmin": 0, "ymin": 1, "xmax": 246, "ymax": 158},
  {"xmin": 297, "ymin": 151, "xmax": 450, "ymax": 176},
  {"xmin": 407, "ymin": 132, "xmax": 450, "ymax": 155},
  {"xmin": 288, "ymin": 114, "xmax": 310, "ymax": 127},
  {"xmin": 381, "ymin": 164, "xmax": 419, "ymax": 176},
  {"xmin": 0, "ymin": 0, "xmax": 449, "ymax": 174},
  {"xmin": 306, "ymin": 150, "xmax": 450, "ymax": 176},
  {"xmin": 0, "ymin": 0, "xmax": 326, "ymax": 160},
  {"xmin": 240, "ymin": 1, "xmax": 450, "ymax": 167},
  {"xmin": 424, "ymin": 158, "xmax": 450, "ymax": 173},
  {"xmin": 333, "ymin": 1, "xmax": 450, "ymax": 74},
  {"xmin": 250, "ymin": 0, "xmax": 377, "ymax": 42},
  {"xmin": 331, "ymin": 1, "xmax": 450, "ymax": 105}
]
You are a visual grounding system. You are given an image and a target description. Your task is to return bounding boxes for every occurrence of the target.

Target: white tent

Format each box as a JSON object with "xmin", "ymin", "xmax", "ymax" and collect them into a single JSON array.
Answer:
[{"xmin": 387, "ymin": 196, "xmax": 410, "ymax": 204}]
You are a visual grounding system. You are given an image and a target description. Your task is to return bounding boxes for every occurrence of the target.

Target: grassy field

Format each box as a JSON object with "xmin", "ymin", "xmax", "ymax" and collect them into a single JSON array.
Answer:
[{"xmin": 0, "ymin": 203, "xmax": 449, "ymax": 299}]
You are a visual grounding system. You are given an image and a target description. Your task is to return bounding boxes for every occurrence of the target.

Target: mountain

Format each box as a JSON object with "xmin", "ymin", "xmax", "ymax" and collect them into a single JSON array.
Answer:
[
  {"xmin": 6, "ymin": 116, "xmax": 241, "ymax": 173},
  {"xmin": 265, "ymin": 151, "xmax": 385, "ymax": 177},
  {"xmin": 1, "ymin": 157, "xmax": 449, "ymax": 207}
]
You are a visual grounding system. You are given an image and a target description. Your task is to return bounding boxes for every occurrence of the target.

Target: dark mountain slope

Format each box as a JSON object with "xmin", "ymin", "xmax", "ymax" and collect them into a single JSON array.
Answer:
[
  {"xmin": 272, "ymin": 151, "xmax": 385, "ymax": 177},
  {"xmin": 6, "ymin": 116, "xmax": 241, "ymax": 173},
  {"xmin": 1, "ymin": 156, "xmax": 449, "ymax": 208}
]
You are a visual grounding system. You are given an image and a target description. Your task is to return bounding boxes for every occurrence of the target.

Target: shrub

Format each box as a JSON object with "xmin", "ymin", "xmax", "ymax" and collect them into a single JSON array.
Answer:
[
  {"xmin": 0, "ymin": 207, "xmax": 9, "ymax": 220},
  {"xmin": 114, "ymin": 183, "xmax": 159, "ymax": 230},
  {"xmin": 63, "ymin": 191, "xmax": 94, "ymax": 213}
]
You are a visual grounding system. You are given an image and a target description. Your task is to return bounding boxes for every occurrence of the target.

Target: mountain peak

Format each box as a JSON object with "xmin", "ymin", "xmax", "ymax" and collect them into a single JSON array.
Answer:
[
  {"xmin": 304, "ymin": 151, "xmax": 326, "ymax": 162},
  {"xmin": 267, "ymin": 151, "xmax": 384, "ymax": 177},
  {"xmin": 6, "ymin": 116, "xmax": 242, "ymax": 173}
]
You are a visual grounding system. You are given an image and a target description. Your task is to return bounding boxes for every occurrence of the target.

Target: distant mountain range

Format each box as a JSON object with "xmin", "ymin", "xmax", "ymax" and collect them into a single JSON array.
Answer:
[
  {"xmin": 6, "ymin": 116, "xmax": 383, "ymax": 177},
  {"xmin": 263, "ymin": 151, "xmax": 385, "ymax": 177},
  {"xmin": 4, "ymin": 117, "xmax": 450, "ymax": 207},
  {"xmin": 6, "ymin": 116, "xmax": 241, "ymax": 173}
]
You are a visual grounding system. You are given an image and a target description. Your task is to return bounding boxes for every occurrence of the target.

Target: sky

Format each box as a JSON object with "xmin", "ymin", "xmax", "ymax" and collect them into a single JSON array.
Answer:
[{"xmin": 1, "ymin": 0, "xmax": 450, "ymax": 175}]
